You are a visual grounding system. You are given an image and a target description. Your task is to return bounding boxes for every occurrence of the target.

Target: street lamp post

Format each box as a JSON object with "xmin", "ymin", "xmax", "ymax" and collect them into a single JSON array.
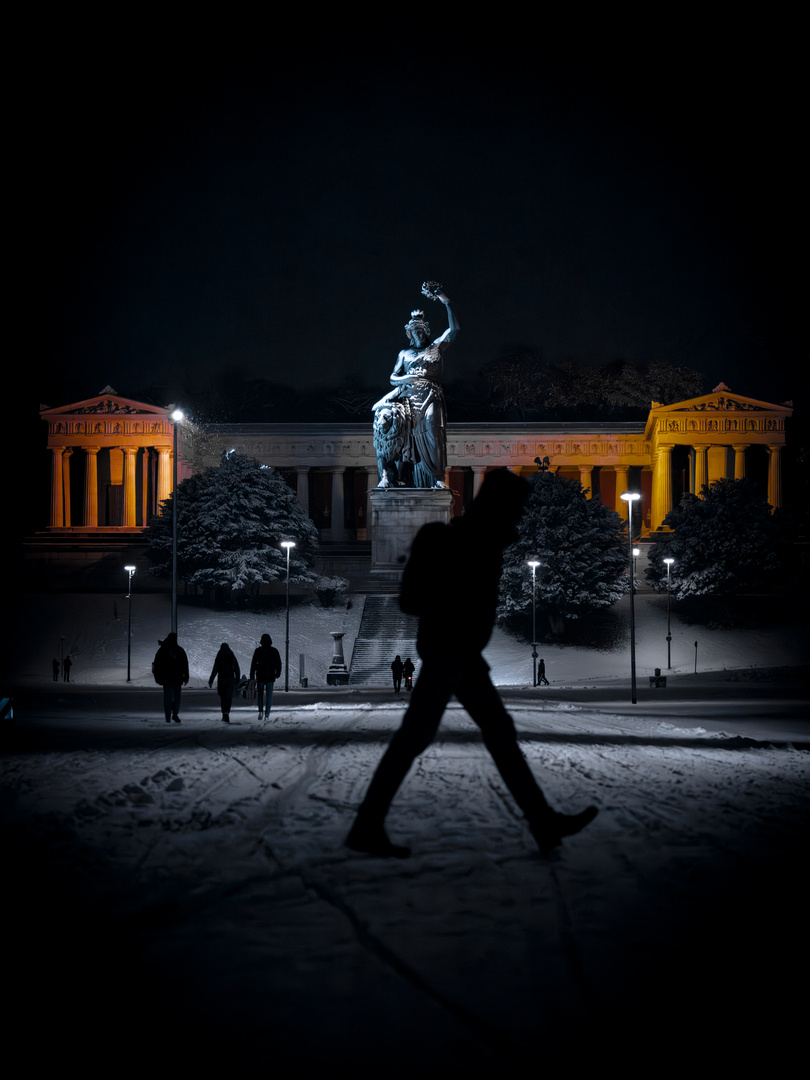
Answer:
[
  {"xmin": 664, "ymin": 557, "xmax": 674, "ymax": 669},
  {"xmin": 528, "ymin": 560, "xmax": 540, "ymax": 687},
  {"xmin": 281, "ymin": 541, "xmax": 295, "ymax": 692},
  {"xmin": 170, "ymin": 408, "xmax": 184, "ymax": 635},
  {"xmin": 621, "ymin": 492, "xmax": 641, "ymax": 704},
  {"xmin": 125, "ymin": 564, "xmax": 136, "ymax": 682}
]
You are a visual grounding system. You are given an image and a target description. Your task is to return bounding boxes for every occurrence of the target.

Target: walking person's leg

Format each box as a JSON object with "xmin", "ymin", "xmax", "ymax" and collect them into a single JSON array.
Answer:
[
  {"xmin": 455, "ymin": 661, "xmax": 596, "ymax": 852},
  {"xmin": 347, "ymin": 661, "xmax": 452, "ymax": 856}
]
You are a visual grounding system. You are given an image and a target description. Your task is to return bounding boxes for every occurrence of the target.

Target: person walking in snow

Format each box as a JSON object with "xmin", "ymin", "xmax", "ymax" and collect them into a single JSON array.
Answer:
[
  {"xmin": 62, "ymin": 655, "xmax": 72, "ymax": 682},
  {"xmin": 208, "ymin": 642, "xmax": 241, "ymax": 723},
  {"xmin": 391, "ymin": 655, "xmax": 404, "ymax": 693},
  {"xmin": 402, "ymin": 657, "xmax": 415, "ymax": 692},
  {"xmin": 249, "ymin": 634, "xmax": 282, "ymax": 719},
  {"xmin": 346, "ymin": 470, "xmax": 597, "ymax": 859},
  {"xmin": 153, "ymin": 633, "xmax": 189, "ymax": 724},
  {"xmin": 537, "ymin": 659, "xmax": 550, "ymax": 686}
]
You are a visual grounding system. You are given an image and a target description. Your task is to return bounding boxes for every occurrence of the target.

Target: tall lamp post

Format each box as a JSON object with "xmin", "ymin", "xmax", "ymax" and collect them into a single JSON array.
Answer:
[
  {"xmin": 621, "ymin": 491, "xmax": 641, "ymax": 704},
  {"xmin": 125, "ymin": 564, "xmax": 136, "ymax": 682},
  {"xmin": 170, "ymin": 408, "xmax": 184, "ymax": 635},
  {"xmin": 528, "ymin": 560, "xmax": 540, "ymax": 687},
  {"xmin": 281, "ymin": 540, "xmax": 295, "ymax": 692},
  {"xmin": 664, "ymin": 557, "xmax": 674, "ymax": 669}
]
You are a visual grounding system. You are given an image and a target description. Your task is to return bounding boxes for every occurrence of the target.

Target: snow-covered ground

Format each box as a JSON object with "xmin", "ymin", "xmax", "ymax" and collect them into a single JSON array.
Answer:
[{"xmin": 2, "ymin": 593, "xmax": 808, "ymax": 1070}]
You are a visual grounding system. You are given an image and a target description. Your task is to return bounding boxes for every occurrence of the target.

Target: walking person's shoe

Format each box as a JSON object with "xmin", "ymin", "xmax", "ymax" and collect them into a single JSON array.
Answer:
[
  {"xmin": 346, "ymin": 819, "xmax": 411, "ymax": 859},
  {"xmin": 530, "ymin": 806, "xmax": 598, "ymax": 854}
]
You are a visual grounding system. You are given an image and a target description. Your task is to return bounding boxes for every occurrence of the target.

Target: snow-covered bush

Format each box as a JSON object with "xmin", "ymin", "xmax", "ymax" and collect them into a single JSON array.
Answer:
[
  {"xmin": 313, "ymin": 575, "xmax": 350, "ymax": 607},
  {"xmin": 646, "ymin": 478, "xmax": 790, "ymax": 599},
  {"xmin": 498, "ymin": 470, "xmax": 628, "ymax": 638},
  {"xmin": 144, "ymin": 452, "xmax": 318, "ymax": 604}
]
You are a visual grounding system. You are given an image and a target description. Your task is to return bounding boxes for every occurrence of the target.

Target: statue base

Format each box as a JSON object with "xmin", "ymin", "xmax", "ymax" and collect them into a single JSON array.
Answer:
[{"xmin": 369, "ymin": 488, "xmax": 454, "ymax": 583}]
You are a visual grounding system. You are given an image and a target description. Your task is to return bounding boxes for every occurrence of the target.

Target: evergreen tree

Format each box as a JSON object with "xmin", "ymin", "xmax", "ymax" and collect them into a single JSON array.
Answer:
[
  {"xmin": 144, "ymin": 452, "xmax": 318, "ymax": 603},
  {"xmin": 646, "ymin": 478, "xmax": 789, "ymax": 599},
  {"xmin": 499, "ymin": 470, "xmax": 628, "ymax": 638}
]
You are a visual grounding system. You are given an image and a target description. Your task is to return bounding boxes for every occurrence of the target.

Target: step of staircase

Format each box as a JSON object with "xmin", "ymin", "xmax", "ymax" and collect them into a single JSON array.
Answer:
[{"xmin": 349, "ymin": 595, "xmax": 419, "ymax": 686}]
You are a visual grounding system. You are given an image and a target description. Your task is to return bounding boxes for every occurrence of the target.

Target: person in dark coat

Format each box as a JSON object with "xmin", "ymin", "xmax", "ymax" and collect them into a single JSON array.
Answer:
[
  {"xmin": 62, "ymin": 656, "xmax": 72, "ymax": 682},
  {"xmin": 249, "ymin": 634, "xmax": 282, "ymax": 719},
  {"xmin": 346, "ymin": 470, "xmax": 597, "ymax": 859},
  {"xmin": 391, "ymin": 655, "xmax": 404, "ymax": 693},
  {"xmin": 402, "ymin": 657, "xmax": 415, "ymax": 692},
  {"xmin": 153, "ymin": 632, "xmax": 189, "ymax": 724},
  {"xmin": 538, "ymin": 659, "xmax": 550, "ymax": 686},
  {"xmin": 208, "ymin": 643, "xmax": 241, "ymax": 723}
]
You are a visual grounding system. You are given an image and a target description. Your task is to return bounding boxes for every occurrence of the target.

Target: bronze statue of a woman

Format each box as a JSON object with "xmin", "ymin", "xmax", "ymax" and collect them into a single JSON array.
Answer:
[{"xmin": 372, "ymin": 282, "xmax": 460, "ymax": 488}]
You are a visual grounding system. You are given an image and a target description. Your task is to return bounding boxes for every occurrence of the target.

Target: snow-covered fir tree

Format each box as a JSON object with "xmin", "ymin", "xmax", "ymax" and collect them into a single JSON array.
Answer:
[
  {"xmin": 645, "ymin": 478, "xmax": 789, "ymax": 599},
  {"xmin": 144, "ymin": 452, "xmax": 318, "ymax": 603},
  {"xmin": 498, "ymin": 470, "xmax": 628, "ymax": 638}
]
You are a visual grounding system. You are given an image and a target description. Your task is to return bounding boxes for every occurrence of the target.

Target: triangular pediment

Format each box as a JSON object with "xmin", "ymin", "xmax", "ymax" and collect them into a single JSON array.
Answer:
[
  {"xmin": 41, "ymin": 392, "xmax": 169, "ymax": 419},
  {"xmin": 645, "ymin": 388, "xmax": 792, "ymax": 439}
]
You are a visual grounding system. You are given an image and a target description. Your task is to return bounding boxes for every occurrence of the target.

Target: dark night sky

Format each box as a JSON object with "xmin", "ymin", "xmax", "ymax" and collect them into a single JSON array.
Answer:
[
  {"xmin": 10, "ymin": 19, "xmax": 804, "ymax": 543},
  {"xmin": 31, "ymin": 23, "xmax": 802, "ymax": 410}
]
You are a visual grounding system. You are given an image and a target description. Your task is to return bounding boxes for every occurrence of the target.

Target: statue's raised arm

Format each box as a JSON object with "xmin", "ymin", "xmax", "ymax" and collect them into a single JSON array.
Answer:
[
  {"xmin": 421, "ymin": 280, "xmax": 460, "ymax": 345},
  {"xmin": 372, "ymin": 282, "xmax": 459, "ymax": 489}
]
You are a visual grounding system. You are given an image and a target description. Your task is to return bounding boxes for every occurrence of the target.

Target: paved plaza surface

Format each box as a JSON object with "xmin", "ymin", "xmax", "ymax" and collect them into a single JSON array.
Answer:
[{"xmin": 2, "ymin": 679, "xmax": 807, "ymax": 1072}]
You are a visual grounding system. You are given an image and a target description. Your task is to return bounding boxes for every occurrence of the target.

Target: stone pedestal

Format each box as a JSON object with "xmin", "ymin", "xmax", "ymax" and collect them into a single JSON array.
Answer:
[
  {"xmin": 326, "ymin": 632, "xmax": 349, "ymax": 686},
  {"xmin": 370, "ymin": 488, "xmax": 454, "ymax": 583}
]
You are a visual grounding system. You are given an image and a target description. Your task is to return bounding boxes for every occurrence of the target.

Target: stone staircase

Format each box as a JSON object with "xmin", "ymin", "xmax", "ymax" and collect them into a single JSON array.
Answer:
[{"xmin": 349, "ymin": 595, "xmax": 419, "ymax": 686}]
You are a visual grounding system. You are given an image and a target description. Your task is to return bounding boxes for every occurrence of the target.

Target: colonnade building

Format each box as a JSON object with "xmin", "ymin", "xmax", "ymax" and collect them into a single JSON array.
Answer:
[{"xmin": 35, "ymin": 385, "xmax": 792, "ymax": 586}]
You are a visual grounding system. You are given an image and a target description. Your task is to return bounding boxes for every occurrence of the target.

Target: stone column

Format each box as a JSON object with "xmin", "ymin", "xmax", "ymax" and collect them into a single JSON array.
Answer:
[
  {"xmin": 693, "ymin": 445, "xmax": 708, "ymax": 497},
  {"xmin": 49, "ymin": 447, "xmax": 64, "ymax": 527},
  {"xmin": 330, "ymin": 467, "xmax": 347, "ymax": 541},
  {"xmin": 652, "ymin": 443, "xmax": 673, "ymax": 529},
  {"xmin": 62, "ymin": 448, "xmax": 73, "ymax": 527},
  {"xmin": 123, "ymin": 446, "xmax": 138, "ymax": 526},
  {"xmin": 142, "ymin": 449, "xmax": 149, "ymax": 525},
  {"xmin": 732, "ymin": 443, "xmax": 749, "ymax": 480},
  {"xmin": 615, "ymin": 466, "xmax": 630, "ymax": 520},
  {"xmin": 767, "ymin": 445, "xmax": 782, "ymax": 510},
  {"xmin": 472, "ymin": 466, "xmax": 487, "ymax": 498},
  {"xmin": 294, "ymin": 467, "xmax": 310, "ymax": 516},
  {"xmin": 156, "ymin": 447, "xmax": 172, "ymax": 506},
  {"xmin": 355, "ymin": 466, "xmax": 373, "ymax": 539},
  {"xmin": 83, "ymin": 447, "xmax": 100, "ymax": 527},
  {"xmin": 578, "ymin": 464, "xmax": 594, "ymax": 497}
]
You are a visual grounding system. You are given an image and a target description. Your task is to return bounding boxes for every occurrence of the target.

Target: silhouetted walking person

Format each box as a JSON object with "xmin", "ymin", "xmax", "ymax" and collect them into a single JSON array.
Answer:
[
  {"xmin": 62, "ymin": 656, "xmax": 72, "ymax": 682},
  {"xmin": 52, "ymin": 659, "xmax": 59, "ymax": 681},
  {"xmin": 250, "ymin": 634, "xmax": 282, "ymax": 719},
  {"xmin": 402, "ymin": 657, "xmax": 415, "ymax": 692},
  {"xmin": 538, "ymin": 658, "xmax": 550, "ymax": 686},
  {"xmin": 391, "ymin": 655, "xmax": 404, "ymax": 693},
  {"xmin": 153, "ymin": 633, "xmax": 189, "ymax": 724},
  {"xmin": 347, "ymin": 470, "xmax": 597, "ymax": 858},
  {"xmin": 208, "ymin": 642, "xmax": 241, "ymax": 723}
]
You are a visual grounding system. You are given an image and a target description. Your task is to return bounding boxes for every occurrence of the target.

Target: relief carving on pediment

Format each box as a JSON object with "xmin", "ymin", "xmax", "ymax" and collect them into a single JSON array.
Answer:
[{"xmin": 75, "ymin": 398, "xmax": 140, "ymax": 415}]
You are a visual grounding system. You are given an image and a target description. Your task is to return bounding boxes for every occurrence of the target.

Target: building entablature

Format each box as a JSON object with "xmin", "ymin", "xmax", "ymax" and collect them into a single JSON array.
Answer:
[
  {"xmin": 200, "ymin": 421, "xmax": 649, "ymax": 471},
  {"xmin": 645, "ymin": 386, "xmax": 792, "ymax": 448},
  {"xmin": 41, "ymin": 390, "xmax": 175, "ymax": 448}
]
